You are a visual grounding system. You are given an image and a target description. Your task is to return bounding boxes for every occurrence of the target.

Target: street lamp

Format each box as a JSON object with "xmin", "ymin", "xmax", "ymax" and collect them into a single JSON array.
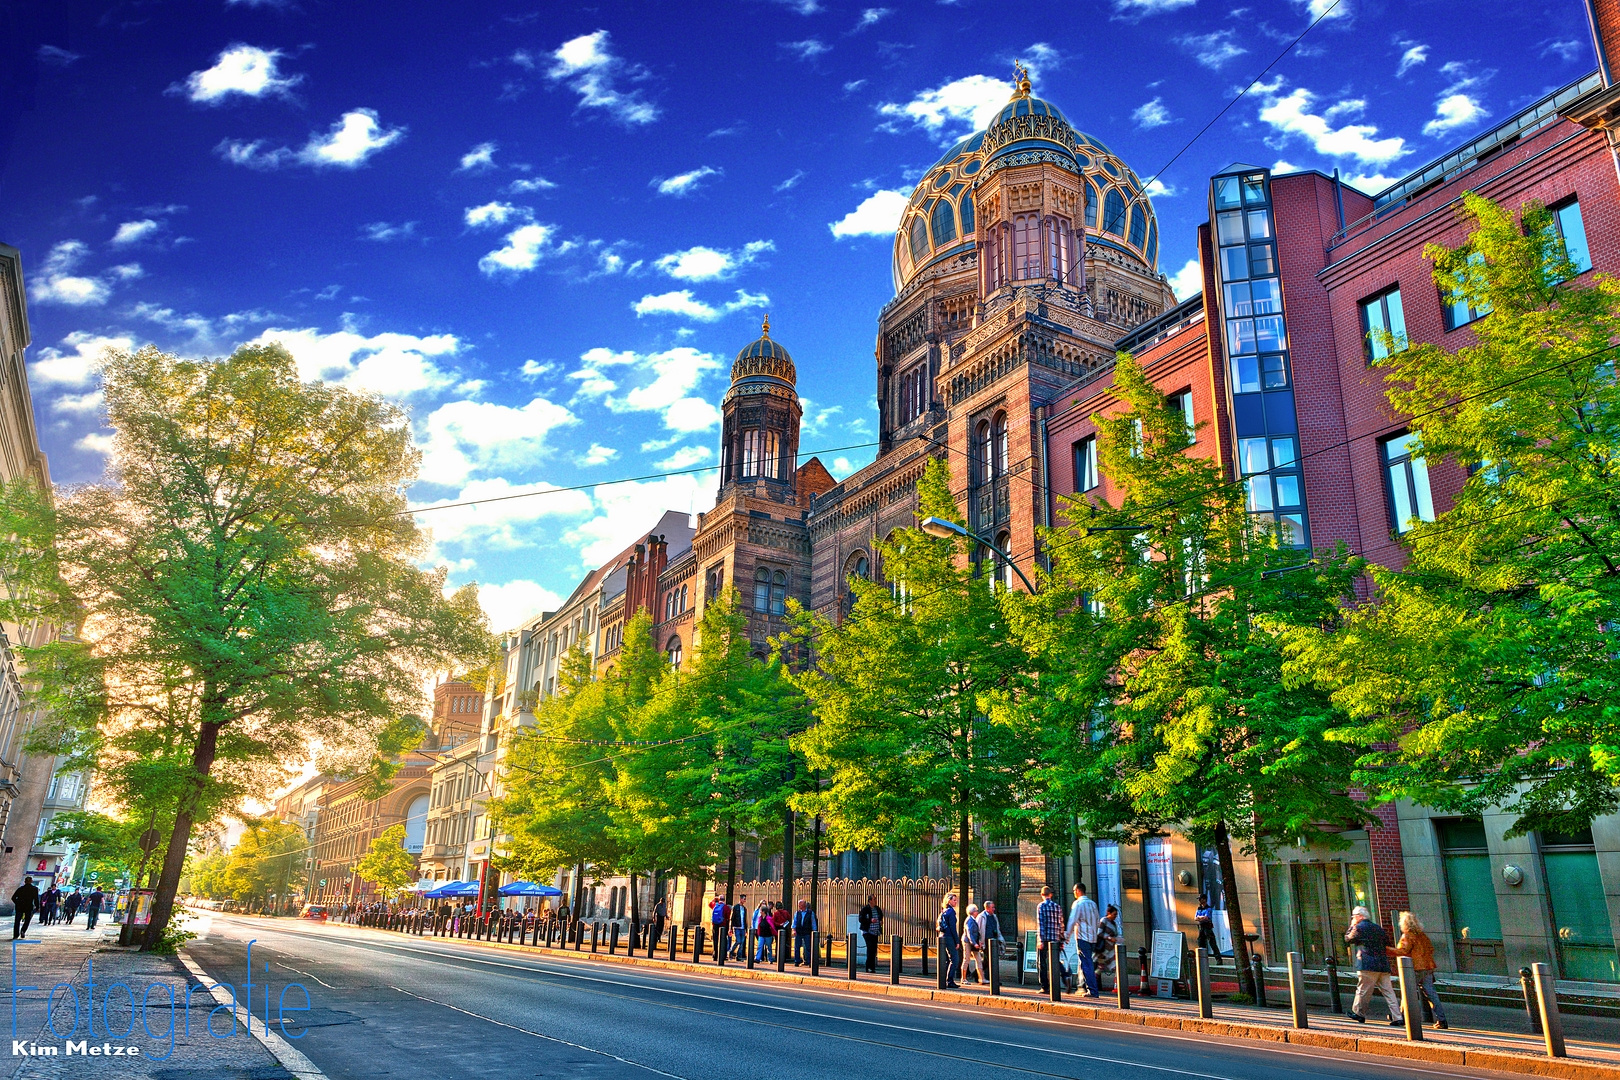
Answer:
[{"xmin": 917, "ymin": 516, "xmax": 1036, "ymax": 592}]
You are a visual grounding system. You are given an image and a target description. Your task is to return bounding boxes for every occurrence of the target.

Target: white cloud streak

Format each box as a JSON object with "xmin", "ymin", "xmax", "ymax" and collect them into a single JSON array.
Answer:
[
  {"xmin": 829, "ymin": 190, "xmax": 908, "ymax": 238},
  {"xmin": 547, "ymin": 30, "xmax": 660, "ymax": 126},
  {"xmin": 177, "ymin": 45, "xmax": 301, "ymax": 104}
]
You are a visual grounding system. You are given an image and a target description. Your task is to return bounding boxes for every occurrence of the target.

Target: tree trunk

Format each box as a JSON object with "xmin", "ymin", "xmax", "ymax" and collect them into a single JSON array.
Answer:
[
  {"xmin": 572, "ymin": 860, "xmax": 586, "ymax": 918},
  {"xmin": 142, "ymin": 719, "xmax": 223, "ymax": 950},
  {"xmin": 628, "ymin": 870, "xmax": 640, "ymax": 932},
  {"xmin": 957, "ymin": 810, "xmax": 971, "ymax": 911},
  {"xmin": 724, "ymin": 826, "xmax": 737, "ymax": 905},
  {"xmin": 809, "ymin": 815, "xmax": 821, "ymax": 918},
  {"xmin": 781, "ymin": 808, "xmax": 795, "ymax": 912},
  {"xmin": 1215, "ymin": 819, "xmax": 1257, "ymax": 999}
]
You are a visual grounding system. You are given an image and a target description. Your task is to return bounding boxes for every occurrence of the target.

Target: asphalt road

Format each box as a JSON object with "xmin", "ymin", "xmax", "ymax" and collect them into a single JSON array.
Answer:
[{"xmin": 184, "ymin": 911, "xmax": 1519, "ymax": 1080}]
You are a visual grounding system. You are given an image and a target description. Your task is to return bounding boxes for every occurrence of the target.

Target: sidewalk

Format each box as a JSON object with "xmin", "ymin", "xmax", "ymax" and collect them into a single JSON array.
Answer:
[
  {"xmin": 357, "ymin": 917, "xmax": 1620, "ymax": 1079},
  {"xmin": 2, "ymin": 917, "xmax": 295, "ymax": 1080}
]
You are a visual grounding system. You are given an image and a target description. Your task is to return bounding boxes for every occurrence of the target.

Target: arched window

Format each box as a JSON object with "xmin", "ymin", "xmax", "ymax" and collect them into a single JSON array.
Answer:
[
  {"xmin": 666, "ymin": 635, "xmax": 683, "ymax": 670},
  {"xmin": 995, "ymin": 531, "xmax": 1014, "ymax": 590},
  {"xmin": 741, "ymin": 430, "xmax": 761, "ymax": 477},
  {"xmin": 1085, "ymin": 180, "xmax": 1099, "ymax": 229},
  {"xmin": 754, "ymin": 566, "xmax": 771, "ymax": 612},
  {"xmin": 1129, "ymin": 204, "xmax": 1147, "ymax": 248},
  {"xmin": 1013, "ymin": 213, "xmax": 1040, "ymax": 279},
  {"xmin": 959, "ymin": 197, "xmax": 975, "ymax": 236},
  {"xmin": 843, "ymin": 551, "xmax": 869, "ymax": 615},
  {"xmin": 763, "ymin": 429, "xmax": 781, "ymax": 479},
  {"xmin": 930, "ymin": 198, "xmax": 956, "ymax": 246},
  {"xmin": 992, "ymin": 412, "xmax": 1009, "ymax": 477},
  {"xmin": 770, "ymin": 570, "xmax": 787, "ymax": 615},
  {"xmin": 975, "ymin": 420, "xmax": 993, "ymax": 483},
  {"xmin": 909, "ymin": 216, "xmax": 929, "ymax": 265},
  {"xmin": 1046, "ymin": 218, "xmax": 1071, "ymax": 283},
  {"xmin": 1146, "ymin": 221, "xmax": 1158, "ymax": 267},
  {"xmin": 1103, "ymin": 189, "xmax": 1126, "ymax": 236}
]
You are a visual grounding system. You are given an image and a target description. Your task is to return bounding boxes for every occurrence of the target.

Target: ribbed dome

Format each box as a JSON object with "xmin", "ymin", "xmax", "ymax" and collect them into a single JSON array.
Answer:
[{"xmin": 729, "ymin": 316, "xmax": 796, "ymax": 386}]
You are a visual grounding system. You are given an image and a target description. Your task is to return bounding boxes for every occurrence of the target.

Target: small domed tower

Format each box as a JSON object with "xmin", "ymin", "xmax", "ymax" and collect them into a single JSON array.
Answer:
[{"xmin": 719, "ymin": 316, "xmax": 802, "ymax": 496}]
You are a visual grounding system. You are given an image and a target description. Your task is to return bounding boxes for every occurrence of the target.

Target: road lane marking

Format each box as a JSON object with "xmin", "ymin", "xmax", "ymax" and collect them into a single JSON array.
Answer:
[
  {"xmin": 177, "ymin": 950, "xmax": 328, "ymax": 1080},
  {"xmin": 388, "ymin": 984, "xmax": 688, "ymax": 1079}
]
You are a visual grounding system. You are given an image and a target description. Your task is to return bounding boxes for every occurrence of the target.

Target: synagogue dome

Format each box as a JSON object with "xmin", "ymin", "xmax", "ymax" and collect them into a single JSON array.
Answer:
[
  {"xmin": 725, "ymin": 316, "xmax": 798, "ymax": 406},
  {"xmin": 891, "ymin": 75, "xmax": 1162, "ymax": 293}
]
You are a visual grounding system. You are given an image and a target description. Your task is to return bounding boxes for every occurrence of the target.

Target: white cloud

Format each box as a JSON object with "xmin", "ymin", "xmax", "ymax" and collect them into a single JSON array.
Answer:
[
  {"xmin": 479, "ymin": 224, "xmax": 570, "ymax": 276},
  {"xmin": 415, "ymin": 477, "xmax": 592, "ymax": 552},
  {"xmin": 578, "ymin": 443, "xmax": 618, "ymax": 466},
  {"xmin": 507, "ymin": 177, "xmax": 558, "ymax": 193},
  {"xmin": 1542, "ymin": 39, "xmax": 1583, "ymax": 62},
  {"xmin": 1272, "ymin": 158, "xmax": 1302, "ymax": 173},
  {"xmin": 521, "ymin": 360, "xmax": 558, "ymax": 381},
  {"xmin": 829, "ymin": 189, "xmax": 909, "ymax": 239},
  {"xmin": 830, "ymin": 456, "xmax": 856, "ymax": 478},
  {"xmin": 775, "ymin": 170, "xmax": 807, "ymax": 192},
  {"xmin": 245, "ymin": 326, "xmax": 462, "ymax": 398},
  {"xmin": 470, "ymin": 579, "xmax": 567, "ymax": 634},
  {"xmin": 855, "ymin": 8, "xmax": 891, "ymax": 28},
  {"xmin": 50, "ymin": 389, "xmax": 105, "ymax": 416},
  {"xmin": 565, "ymin": 474, "xmax": 715, "ymax": 570},
  {"xmin": 361, "ymin": 221, "xmax": 417, "ymax": 242},
  {"xmin": 177, "ymin": 45, "xmax": 301, "ymax": 104},
  {"xmin": 27, "ymin": 241, "xmax": 139, "ymax": 306},
  {"xmin": 1396, "ymin": 44, "xmax": 1429, "ymax": 77},
  {"xmin": 631, "ymin": 289, "xmax": 767, "ymax": 323},
  {"xmin": 1133, "ymin": 97, "xmax": 1174, "ymax": 129},
  {"xmin": 459, "ymin": 142, "xmax": 498, "ymax": 171},
  {"xmin": 878, "ymin": 74, "xmax": 1011, "ymax": 139},
  {"xmin": 1167, "ymin": 257, "xmax": 1203, "ymax": 302},
  {"xmin": 568, "ymin": 346, "xmax": 724, "ymax": 434},
  {"xmin": 32, "ymin": 332, "xmax": 131, "ymax": 387},
  {"xmin": 654, "ymin": 445, "xmax": 713, "ymax": 470},
  {"xmin": 1257, "ymin": 82, "xmax": 1408, "ymax": 166},
  {"xmin": 782, "ymin": 39, "xmax": 830, "ymax": 61},
  {"xmin": 1343, "ymin": 172, "xmax": 1398, "ymax": 195},
  {"xmin": 654, "ymin": 241, "xmax": 772, "ymax": 282},
  {"xmin": 217, "ymin": 109, "xmax": 405, "ymax": 169},
  {"xmin": 1143, "ymin": 179, "xmax": 1176, "ymax": 198},
  {"xmin": 418, "ymin": 397, "xmax": 579, "ymax": 486},
  {"xmin": 547, "ymin": 30, "xmax": 660, "ymax": 126},
  {"xmin": 1423, "ymin": 93, "xmax": 1488, "ymax": 136},
  {"xmin": 464, "ymin": 202, "xmax": 527, "ymax": 228},
  {"xmin": 111, "ymin": 219, "xmax": 160, "ymax": 245},
  {"xmin": 1114, "ymin": 0, "xmax": 1196, "ymax": 12},
  {"xmin": 1178, "ymin": 30, "xmax": 1246, "ymax": 70},
  {"xmin": 75, "ymin": 432, "xmax": 116, "ymax": 456},
  {"xmin": 1296, "ymin": 0, "xmax": 1349, "ymax": 20},
  {"xmin": 654, "ymin": 166, "xmax": 721, "ymax": 197},
  {"xmin": 770, "ymin": 0, "xmax": 823, "ymax": 12},
  {"xmin": 1019, "ymin": 43, "xmax": 1064, "ymax": 77}
]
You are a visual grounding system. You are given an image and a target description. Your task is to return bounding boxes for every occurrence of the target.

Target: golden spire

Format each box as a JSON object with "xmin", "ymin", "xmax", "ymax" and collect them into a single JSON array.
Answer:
[
  {"xmin": 1012, "ymin": 61, "xmax": 1031, "ymax": 99},
  {"xmin": 761, "ymin": 313, "xmax": 771, "ymax": 338}
]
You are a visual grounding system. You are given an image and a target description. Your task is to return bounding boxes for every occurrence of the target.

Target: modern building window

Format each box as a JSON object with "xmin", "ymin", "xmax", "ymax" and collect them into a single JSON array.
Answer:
[
  {"xmin": 1167, "ymin": 389, "xmax": 1195, "ymax": 443},
  {"xmin": 1383, "ymin": 432, "xmax": 1435, "ymax": 533},
  {"xmin": 1102, "ymin": 189, "xmax": 1126, "ymax": 236},
  {"xmin": 1238, "ymin": 435, "xmax": 1304, "ymax": 545},
  {"xmin": 1550, "ymin": 198, "xmax": 1593, "ymax": 277},
  {"xmin": 1074, "ymin": 435, "xmax": 1099, "ymax": 492},
  {"xmin": 1359, "ymin": 287, "xmax": 1408, "ymax": 363},
  {"xmin": 1441, "ymin": 251, "xmax": 1492, "ymax": 330}
]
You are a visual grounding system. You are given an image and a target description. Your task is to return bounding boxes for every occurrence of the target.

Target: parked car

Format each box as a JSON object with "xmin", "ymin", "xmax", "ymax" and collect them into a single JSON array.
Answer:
[{"xmin": 299, "ymin": 903, "xmax": 327, "ymax": 920}]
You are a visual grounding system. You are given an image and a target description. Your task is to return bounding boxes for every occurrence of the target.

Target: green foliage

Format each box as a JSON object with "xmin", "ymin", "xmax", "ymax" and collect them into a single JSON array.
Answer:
[
  {"xmin": 787, "ymin": 458, "xmax": 1039, "ymax": 903},
  {"xmin": 353, "ymin": 823, "xmax": 417, "ymax": 894},
  {"xmin": 216, "ymin": 819, "xmax": 306, "ymax": 903},
  {"xmin": 41, "ymin": 810, "xmax": 151, "ymax": 880},
  {"xmin": 1282, "ymin": 193, "xmax": 1620, "ymax": 836}
]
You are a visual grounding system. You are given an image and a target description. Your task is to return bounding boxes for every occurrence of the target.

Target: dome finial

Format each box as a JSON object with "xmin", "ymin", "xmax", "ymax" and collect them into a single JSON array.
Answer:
[
  {"xmin": 761, "ymin": 313, "xmax": 771, "ymax": 338},
  {"xmin": 1012, "ymin": 61, "xmax": 1031, "ymax": 99}
]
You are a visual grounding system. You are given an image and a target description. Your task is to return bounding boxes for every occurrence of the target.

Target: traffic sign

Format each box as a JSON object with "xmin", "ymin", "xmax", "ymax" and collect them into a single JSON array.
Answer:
[{"xmin": 319, "ymin": 879, "xmax": 327, "ymax": 887}]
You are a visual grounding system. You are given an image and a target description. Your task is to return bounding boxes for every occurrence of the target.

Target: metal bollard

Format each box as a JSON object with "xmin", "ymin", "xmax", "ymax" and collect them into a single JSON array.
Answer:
[
  {"xmin": 1396, "ymin": 955, "xmax": 1422, "ymax": 1041},
  {"xmin": 745, "ymin": 929, "xmax": 756, "ymax": 968},
  {"xmin": 988, "ymin": 940, "xmax": 1001, "ymax": 996},
  {"xmin": 1196, "ymin": 947, "xmax": 1213, "ymax": 1019},
  {"xmin": 682, "ymin": 925, "xmax": 690, "ymax": 953},
  {"xmin": 1017, "ymin": 941, "xmax": 1025, "ymax": 986},
  {"xmin": 1532, "ymin": 963, "xmax": 1566, "ymax": 1058},
  {"xmin": 667, "ymin": 923, "xmax": 678, "ymax": 962},
  {"xmin": 716, "ymin": 926, "xmax": 727, "ymax": 966},
  {"xmin": 826, "ymin": 932, "xmax": 834, "ymax": 966},
  {"xmin": 810, "ymin": 930, "xmax": 821, "ymax": 976},
  {"xmin": 777, "ymin": 928, "xmax": 789, "ymax": 972},
  {"xmin": 1325, "ymin": 952, "xmax": 1343, "ymax": 1013},
  {"xmin": 921, "ymin": 936, "xmax": 929, "ymax": 977},
  {"xmin": 1519, "ymin": 967, "xmax": 1542, "ymax": 1034},
  {"xmin": 1286, "ymin": 951, "xmax": 1308, "ymax": 1029},
  {"xmin": 848, "ymin": 932, "xmax": 859, "ymax": 980},
  {"xmin": 1047, "ymin": 943, "xmax": 1062, "ymax": 1002},
  {"xmin": 693, "ymin": 924, "xmax": 704, "ymax": 961},
  {"xmin": 1251, "ymin": 954, "xmax": 1268, "ymax": 1007},
  {"xmin": 1116, "ymin": 943, "xmax": 1130, "ymax": 1009},
  {"xmin": 591, "ymin": 922, "xmax": 600, "ymax": 953},
  {"xmin": 889, "ymin": 935, "xmax": 902, "ymax": 984},
  {"xmin": 610, "ymin": 923, "xmax": 620, "ymax": 955},
  {"xmin": 937, "ymin": 935, "xmax": 949, "ymax": 990}
]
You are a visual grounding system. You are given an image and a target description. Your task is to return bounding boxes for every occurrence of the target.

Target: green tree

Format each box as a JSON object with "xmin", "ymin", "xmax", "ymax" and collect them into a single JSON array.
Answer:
[
  {"xmin": 220, "ymin": 819, "xmax": 306, "ymax": 905},
  {"xmin": 787, "ymin": 458, "xmax": 1038, "ymax": 909},
  {"xmin": 1019, "ymin": 355, "xmax": 1367, "ymax": 996},
  {"xmin": 1283, "ymin": 193, "xmax": 1620, "ymax": 835},
  {"xmin": 0, "ymin": 345, "xmax": 488, "ymax": 948},
  {"xmin": 353, "ymin": 823, "xmax": 417, "ymax": 897}
]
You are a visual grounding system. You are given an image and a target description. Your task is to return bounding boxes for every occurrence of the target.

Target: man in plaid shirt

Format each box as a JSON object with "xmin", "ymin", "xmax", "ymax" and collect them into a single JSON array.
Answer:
[{"xmin": 1036, "ymin": 885, "xmax": 1065, "ymax": 994}]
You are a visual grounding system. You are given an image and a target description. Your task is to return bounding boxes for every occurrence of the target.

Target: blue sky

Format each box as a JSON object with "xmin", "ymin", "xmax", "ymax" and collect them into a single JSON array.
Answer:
[{"xmin": 0, "ymin": 0, "xmax": 1597, "ymax": 631}]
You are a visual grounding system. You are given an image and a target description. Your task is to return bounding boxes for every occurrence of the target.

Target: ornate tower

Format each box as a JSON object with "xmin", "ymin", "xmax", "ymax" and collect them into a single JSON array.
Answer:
[{"xmin": 718, "ymin": 316, "xmax": 802, "ymax": 496}]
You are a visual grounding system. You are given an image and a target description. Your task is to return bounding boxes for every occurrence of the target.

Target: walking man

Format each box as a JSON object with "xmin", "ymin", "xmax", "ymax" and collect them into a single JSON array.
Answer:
[
  {"xmin": 709, "ymin": 895, "xmax": 729, "ymax": 958},
  {"xmin": 858, "ymin": 894, "xmax": 883, "ymax": 974},
  {"xmin": 1036, "ymin": 885, "xmax": 1065, "ymax": 995},
  {"xmin": 791, "ymin": 899, "xmax": 816, "ymax": 966},
  {"xmin": 1068, "ymin": 882, "xmax": 1100, "ymax": 997},
  {"xmin": 11, "ymin": 878, "xmax": 39, "ymax": 940},
  {"xmin": 937, "ymin": 892, "xmax": 962, "ymax": 990},
  {"xmin": 1346, "ymin": 906, "xmax": 1402, "ymax": 1026},
  {"xmin": 962, "ymin": 903, "xmax": 986, "ymax": 984},
  {"xmin": 650, "ymin": 894, "xmax": 667, "ymax": 951},
  {"xmin": 1195, "ymin": 893, "xmax": 1221, "ymax": 958},
  {"xmin": 729, "ymin": 894, "xmax": 748, "ymax": 960},
  {"xmin": 39, "ymin": 886, "xmax": 58, "ymax": 927},
  {"xmin": 62, "ymin": 890, "xmax": 81, "ymax": 925},
  {"xmin": 84, "ymin": 887, "xmax": 104, "ymax": 931}
]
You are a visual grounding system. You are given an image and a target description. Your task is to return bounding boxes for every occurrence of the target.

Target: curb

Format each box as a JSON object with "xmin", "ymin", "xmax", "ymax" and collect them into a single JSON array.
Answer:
[
  {"xmin": 176, "ymin": 951, "xmax": 329, "ymax": 1080},
  {"xmin": 385, "ymin": 925, "xmax": 1620, "ymax": 1080}
]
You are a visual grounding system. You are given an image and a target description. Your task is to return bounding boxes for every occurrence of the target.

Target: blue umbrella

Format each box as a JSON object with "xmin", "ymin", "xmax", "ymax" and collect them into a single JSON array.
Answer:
[
  {"xmin": 444, "ymin": 880, "xmax": 482, "ymax": 898},
  {"xmin": 499, "ymin": 881, "xmax": 563, "ymax": 897}
]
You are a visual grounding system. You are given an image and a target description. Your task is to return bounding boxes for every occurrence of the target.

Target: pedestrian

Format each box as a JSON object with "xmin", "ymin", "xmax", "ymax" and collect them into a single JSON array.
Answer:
[
  {"xmin": 85, "ymin": 887, "xmax": 105, "ymax": 931},
  {"xmin": 1067, "ymin": 882, "xmax": 1101, "ymax": 997},
  {"xmin": 1035, "ymin": 885, "xmax": 1065, "ymax": 995},
  {"xmin": 1195, "ymin": 893, "xmax": 1221, "ymax": 958},
  {"xmin": 753, "ymin": 899, "xmax": 774, "ymax": 963},
  {"xmin": 39, "ymin": 886, "xmax": 57, "ymax": 927},
  {"xmin": 729, "ymin": 894, "xmax": 748, "ymax": 960},
  {"xmin": 1345, "ymin": 906, "xmax": 1402, "ymax": 1026},
  {"xmin": 650, "ymin": 894, "xmax": 667, "ymax": 951},
  {"xmin": 11, "ymin": 878, "xmax": 39, "ymax": 940},
  {"xmin": 858, "ymin": 894, "xmax": 884, "ymax": 974},
  {"xmin": 962, "ymin": 903, "xmax": 986, "ymax": 984},
  {"xmin": 771, "ymin": 901, "xmax": 790, "ymax": 948},
  {"xmin": 1389, "ymin": 911, "xmax": 1447, "ymax": 1029},
  {"xmin": 981, "ymin": 900, "xmax": 1007, "ymax": 958},
  {"xmin": 63, "ymin": 890, "xmax": 81, "ymax": 925},
  {"xmin": 936, "ymin": 892, "xmax": 962, "ymax": 990},
  {"xmin": 791, "ymin": 899, "xmax": 816, "ymax": 966},
  {"xmin": 1096, "ymin": 904, "xmax": 1121, "ymax": 988},
  {"xmin": 709, "ymin": 896, "xmax": 729, "ymax": 957}
]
